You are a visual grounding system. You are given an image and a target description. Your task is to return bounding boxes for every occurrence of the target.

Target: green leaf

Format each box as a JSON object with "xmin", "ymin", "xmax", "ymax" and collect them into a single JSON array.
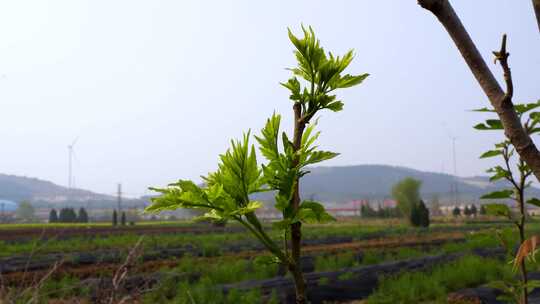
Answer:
[
  {"xmin": 254, "ymin": 255, "xmax": 281, "ymax": 266},
  {"xmin": 472, "ymin": 107, "xmax": 495, "ymax": 113},
  {"xmin": 297, "ymin": 200, "xmax": 336, "ymax": 223},
  {"xmin": 525, "ymin": 280, "xmax": 540, "ymax": 289},
  {"xmin": 480, "ymin": 150, "xmax": 503, "ymax": 159},
  {"xmin": 484, "ymin": 203, "xmax": 512, "ymax": 218},
  {"xmin": 301, "ymin": 122, "xmax": 320, "ymax": 151},
  {"xmin": 324, "ymin": 101, "xmax": 344, "ymax": 112},
  {"xmin": 231, "ymin": 201, "xmax": 263, "ymax": 215},
  {"xmin": 303, "ymin": 151, "xmax": 339, "ymax": 167},
  {"xmin": 255, "ymin": 113, "xmax": 282, "ymax": 162},
  {"xmin": 529, "ymin": 111, "xmax": 540, "ymax": 122},
  {"xmin": 486, "ymin": 166, "xmax": 511, "ymax": 182},
  {"xmin": 474, "ymin": 119, "xmax": 503, "ymax": 130},
  {"xmin": 481, "ymin": 190, "xmax": 513, "ymax": 199},
  {"xmin": 272, "ymin": 218, "xmax": 294, "ymax": 230},
  {"xmin": 514, "ymin": 102, "xmax": 540, "ymax": 114},
  {"xmin": 336, "ymin": 73, "xmax": 369, "ymax": 89},
  {"xmin": 194, "ymin": 209, "xmax": 225, "ymax": 222},
  {"xmin": 527, "ymin": 198, "xmax": 540, "ymax": 208}
]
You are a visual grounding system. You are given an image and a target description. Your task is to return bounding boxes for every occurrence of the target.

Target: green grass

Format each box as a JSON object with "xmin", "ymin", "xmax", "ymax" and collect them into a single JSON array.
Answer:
[
  {"xmin": 313, "ymin": 230, "xmax": 508, "ymax": 272},
  {"xmin": 0, "ymin": 221, "xmax": 196, "ymax": 229},
  {"xmin": 142, "ymin": 256, "xmax": 280, "ymax": 304},
  {"xmin": 0, "ymin": 220, "xmax": 506, "ymax": 258},
  {"xmin": 1, "ymin": 219, "xmax": 531, "ymax": 303},
  {"xmin": 367, "ymin": 255, "xmax": 512, "ymax": 304}
]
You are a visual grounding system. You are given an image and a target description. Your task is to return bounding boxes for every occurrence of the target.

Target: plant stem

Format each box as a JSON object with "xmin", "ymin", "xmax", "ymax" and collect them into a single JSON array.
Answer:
[
  {"xmin": 289, "ymin": 102, "xmax": 307, "ymax": 304},
  {"xmin": 518, "ymin": 163, "xmax": 528, "ymax": 304}
]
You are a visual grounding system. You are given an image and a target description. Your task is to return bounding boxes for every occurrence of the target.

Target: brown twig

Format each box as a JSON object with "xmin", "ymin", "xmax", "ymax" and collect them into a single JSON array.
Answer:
[
  {"xmin": 28, "ymin": 259, "xmax": 64, "ymax": 304},
  {"xmin": 108, "ymin": 236, "xmax": 144, "ymax": 304},
  {"xmin": 493, "ymin": 34, "xmax": 513, "ymax": 103}
]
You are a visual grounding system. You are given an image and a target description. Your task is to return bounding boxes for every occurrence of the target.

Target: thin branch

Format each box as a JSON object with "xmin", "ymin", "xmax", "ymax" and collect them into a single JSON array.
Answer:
[
  {"xmin": 502, "ymin": 145, "xmax": 520, "ymax": 189},
  {"xmin": 493, "ymin": 34, "xmax": 513, "ymax": 101}
]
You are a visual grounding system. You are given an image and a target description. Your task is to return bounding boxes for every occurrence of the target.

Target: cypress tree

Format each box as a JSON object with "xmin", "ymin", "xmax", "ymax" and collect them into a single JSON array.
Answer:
[
  {"xmin": 68, "ymin": 208, "xmax": 77, "ymax": 222},
  {"xmin": 464, "ymin": 206, "xmax": 471, "ymax": 217},
  {"xmin": 112, "ymin": 210, "xmax": 118, "ymax": 226},
  {"xmin": 470, "ymin": 204, "xmax": 478, "ymax": 217},
  {"xmin": 49, "ymin": 209, "xmax": 58, "ymax": 223},
  {"xmin": 452, "ymin": 206, "xmax": 461, "ymax": 217},
  {"xmin": 417, "ymin": 200, "xmax": 430, "ymax": 227},
  {"xmin": 121, "ymin": 212, "xmax": 126, "ymax": 226},
  {"xmin": 78, "ymin": 208, "xmax": 89, "ymax": 223},
  {"xmin": 480, "ymin": 205, "xmax": 486, "ymax": 215},
  {"xmin": 59, "ymin": 208, "xmax": 68, "ymax": 222}
]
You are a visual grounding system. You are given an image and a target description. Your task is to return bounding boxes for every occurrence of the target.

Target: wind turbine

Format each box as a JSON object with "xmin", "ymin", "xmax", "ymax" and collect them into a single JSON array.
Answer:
[{"xmin": 68, "ymin": 137, "xmax": 79, "ymax": 189}]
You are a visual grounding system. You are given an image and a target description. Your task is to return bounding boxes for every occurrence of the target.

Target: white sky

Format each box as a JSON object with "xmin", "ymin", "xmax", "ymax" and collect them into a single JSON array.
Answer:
[{"xmin": 0, "ymin": 1, "xmax": 538, "ymax": 197}]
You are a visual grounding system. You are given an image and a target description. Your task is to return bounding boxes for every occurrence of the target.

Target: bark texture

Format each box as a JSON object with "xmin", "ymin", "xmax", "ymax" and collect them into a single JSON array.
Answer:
[{"xmin": 418, "ymin": 0, "xmax": 540, "ymax": 183}]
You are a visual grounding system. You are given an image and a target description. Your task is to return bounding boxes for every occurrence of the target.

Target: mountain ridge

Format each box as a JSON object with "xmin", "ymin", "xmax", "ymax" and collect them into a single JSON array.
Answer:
[{"xmin": 2, "ymin": 164, "xmax": 537, "ymax": 207}]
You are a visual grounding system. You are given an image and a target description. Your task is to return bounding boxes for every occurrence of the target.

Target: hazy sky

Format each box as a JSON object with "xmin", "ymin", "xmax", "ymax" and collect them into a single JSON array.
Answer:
[{"xmin": 0, "ymin": 1, "xmax": 538, "ymax": 197}]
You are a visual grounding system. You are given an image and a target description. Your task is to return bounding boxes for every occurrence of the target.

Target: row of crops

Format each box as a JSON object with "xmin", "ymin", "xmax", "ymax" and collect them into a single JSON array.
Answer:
[{"xmin": 0, "ymin": 220, "xmax": 536, "ymax": 303}]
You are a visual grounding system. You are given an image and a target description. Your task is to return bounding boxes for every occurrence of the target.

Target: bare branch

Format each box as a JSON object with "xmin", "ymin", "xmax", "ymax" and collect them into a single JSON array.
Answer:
[
  {"xmin": 493, "ymin": 34, "xmax": 513, "ymax": 100},
  {"xmin": 418, "ymin": 0, "xmax": 540, "ymax": 182}
]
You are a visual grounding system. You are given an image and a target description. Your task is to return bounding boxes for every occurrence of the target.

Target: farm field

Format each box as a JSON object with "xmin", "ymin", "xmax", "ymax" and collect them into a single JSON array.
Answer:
[
  {"xmin": 1, "ymin": 0, "xmax": 538, "ymax": 303},
  {"xmin": 0, "ymin": 218, "xmax": 534, "ymax": 303}
]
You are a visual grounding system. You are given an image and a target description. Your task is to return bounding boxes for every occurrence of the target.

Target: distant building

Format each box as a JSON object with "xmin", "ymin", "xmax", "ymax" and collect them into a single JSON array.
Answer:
[{"xmin": 0, "ymin": 199, "xmax": 17, "ymax": 212}]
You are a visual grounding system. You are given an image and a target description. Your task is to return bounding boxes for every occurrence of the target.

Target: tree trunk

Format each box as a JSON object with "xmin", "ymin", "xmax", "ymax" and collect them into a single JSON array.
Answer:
[
  {"xmin": 417, "ymin": 0, "xmax": 540, "ymax": 183},
  {"xmin": 533, "ymin": 0, "xmax": 540, "ymax": 33},
  {"xmin": 290, "ymin": 102, "xmax": 307, "ymax": 304}
]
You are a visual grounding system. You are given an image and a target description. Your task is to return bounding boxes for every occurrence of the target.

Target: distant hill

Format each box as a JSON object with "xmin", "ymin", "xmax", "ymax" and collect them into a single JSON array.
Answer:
[
  {"xmin": 255, "ymin": 164, "xmax": 540, "ymax": 204},
  {"xmin": 0, "ymin": 174, "xmax": 145, "ymax": 209},
  {"xmin": 2, "ymin": 165, "xmax": 538, "ymax": 208}
]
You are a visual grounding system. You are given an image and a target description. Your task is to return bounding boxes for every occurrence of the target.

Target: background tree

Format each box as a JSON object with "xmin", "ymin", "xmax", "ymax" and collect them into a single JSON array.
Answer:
[
  {"xmin": 60, "ymin": 208, "xmax": 77, "ymax": 223},
  {"xmin": 49, "ymin": 209, "xmax": 58, "ymax": 223},
  {"xmin": 112, "ymin": 210, "xmax": 118, "ymax": 226},
  {"xmin": 470, "ymin": 204, "xmax": 478, "ymax": 218},
  {"xmin": 78, "ymin": 207, "xmax": 89, "ymax": 223},
  {"xmin": 480, "ymin": 205, "xmax": 487, "ymax": 216},
  {"xmin": 121, "ymin": 212, "xmax": 126, "ymax": 226},
  {"xmin": 16, "ymin": 201, "xmax": 35, "ymax": 222},
  {"xmin": 464, "ymin": 206, "xmax": 471, "ymax": 217},
  {"xmin": 391, "ymin": 178, "xmax": 426, "ymax": 226},
  {"xmin": 452, "ymin": 206, "xmax": 461, "ymax": 217},
  {"xmin": 361, "ymin": 204, "xmax": 376, "ymax": 218},
  {"xmin": 59, "ymin": 208, "xmax": 67, "ymax": 222},
  {"xmin": 417, "ymin": 200, "xmax": 430, "ymax": 227},
  {"xmin": 145, "ymin": 26, "xmax": 368, "ymax": 304}
]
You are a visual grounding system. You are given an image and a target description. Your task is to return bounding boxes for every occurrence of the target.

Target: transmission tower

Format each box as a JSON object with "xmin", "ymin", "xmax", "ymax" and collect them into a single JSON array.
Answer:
[{"xmin": 117, "ymin": 183, "xmax": 123, "ymax": 213}]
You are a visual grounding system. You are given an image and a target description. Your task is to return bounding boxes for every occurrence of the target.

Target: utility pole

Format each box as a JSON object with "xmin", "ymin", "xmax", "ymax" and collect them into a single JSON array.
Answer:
[
  {"xmin": 117, "ymin": 183, "xmax": 123, "ymax": 213},
  {"xmin": 451, "ymin": 137, "xmax": 459, "ymax": 205}
]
